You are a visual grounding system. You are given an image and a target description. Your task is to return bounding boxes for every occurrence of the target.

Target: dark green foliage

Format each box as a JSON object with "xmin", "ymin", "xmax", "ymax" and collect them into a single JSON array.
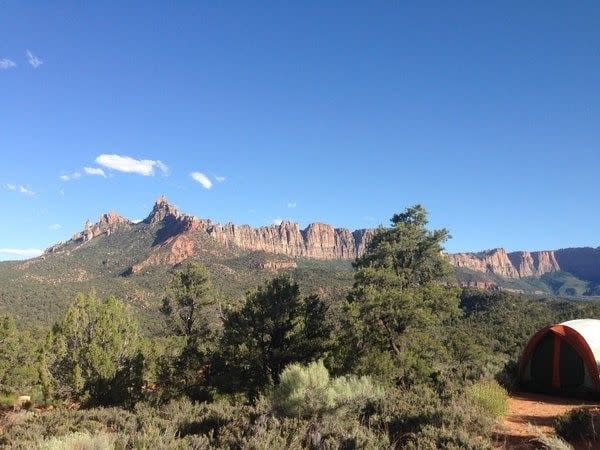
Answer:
[
  {"xmin": 0, "ymin": 316, "xmax": 41, "ymax": 399},
  {"xmin": 161, "ymin": 263, "xmax": 216, "ymax": 340},
  {"xmin": 355, "ymin": 205, "xmax": 453, "ymax": 287},
  {"xmin": 344, "ymin": 206, "xmax": 461, "ymax": 384},
  {"xmin": 555, "ymin": 407, "xmax": 600, "ymax": 442},
  {"xmin": 158, "ymin": 263, "xmax": 220, "ymax": 400},
  {"xmin": 43, "ymin": 292, "xmax": 145, "ymax": 406},
  {"xmin": 214, "ymin": 275, "xmax": 332, "ymax": 398}
]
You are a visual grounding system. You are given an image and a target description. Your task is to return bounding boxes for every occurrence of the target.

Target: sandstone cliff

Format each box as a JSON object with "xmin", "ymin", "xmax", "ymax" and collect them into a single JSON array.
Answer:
[
  {"xmin": 43, "ymin": 198, "xmax": 600, "ymax": 286},
  {"xmin": 206, "ymin": 221, "xmax": 375, "ymax": 260},
  {"xmin": 449, "ymin": 248, "xmax": 560, "ymax": 279}
]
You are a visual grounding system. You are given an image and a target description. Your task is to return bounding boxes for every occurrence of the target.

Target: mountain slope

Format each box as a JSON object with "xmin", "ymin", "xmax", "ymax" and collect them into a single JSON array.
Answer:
[
  {"xmin": 452, "ymin": 247, "xmax": 600, "ymax": 297},
  {"xmin": 3, "ymin": 197, "xmax": 600, "ymax": 331},
  {"xmin": 0, "ymin": 197, "xmax": 355, "ymax": 332}
]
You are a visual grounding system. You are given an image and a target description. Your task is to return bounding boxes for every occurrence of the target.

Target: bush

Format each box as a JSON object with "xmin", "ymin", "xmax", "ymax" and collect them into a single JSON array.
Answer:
[
  {"xmin": 376, "ymin": 384, "xmax": 494, "ymax": 449},
  {"xmin": 271, "ymin": 361, "xmax": 383, "ymax": 419},
  {"xmin": 466, "ymin": 379, "xmax": 508, "ymax": 419},
  {"xmin": 38, "ymin": 431, "xmax": 115, "ymax": 450},
  {"xmin": 555, "ymin": 407, "xmax": 600, "ymax": 443}
]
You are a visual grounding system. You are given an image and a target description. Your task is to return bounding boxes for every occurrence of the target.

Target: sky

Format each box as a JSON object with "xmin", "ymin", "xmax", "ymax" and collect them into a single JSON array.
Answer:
[{"xmin": 1, "ymin": 1, "xmax": 600, "ymax": 260}]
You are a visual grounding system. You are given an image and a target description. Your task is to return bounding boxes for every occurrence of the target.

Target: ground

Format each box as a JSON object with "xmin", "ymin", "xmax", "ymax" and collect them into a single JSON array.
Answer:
[{"xmin": 494, "ymin": 392, "xmax": 597, "ymax": 449}]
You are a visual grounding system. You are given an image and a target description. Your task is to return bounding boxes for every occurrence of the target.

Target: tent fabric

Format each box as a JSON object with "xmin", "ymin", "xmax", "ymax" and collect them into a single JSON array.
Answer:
[
  {"xmin": 519, "ymin": 319, "xmax": 600, "ymax": 395},
  {"xmin": 561, "ymin": 320, "xmax": 600, "ymax": 370}
]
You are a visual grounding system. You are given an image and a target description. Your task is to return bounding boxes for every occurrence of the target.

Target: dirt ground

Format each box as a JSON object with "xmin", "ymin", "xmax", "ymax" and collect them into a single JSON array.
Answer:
[{"xmin": 494, "ymin": 392, "xmax": 598, "ymax": 449}]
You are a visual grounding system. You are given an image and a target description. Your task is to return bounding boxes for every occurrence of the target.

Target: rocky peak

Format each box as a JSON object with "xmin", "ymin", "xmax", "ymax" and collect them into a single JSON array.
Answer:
[
  {"xmin": 73, "ymin": 211, "xmax": 130, "ymax": 243},
  {"xmin": 144, "ymin": 196, "xmax": 183, "ymax": 224}
]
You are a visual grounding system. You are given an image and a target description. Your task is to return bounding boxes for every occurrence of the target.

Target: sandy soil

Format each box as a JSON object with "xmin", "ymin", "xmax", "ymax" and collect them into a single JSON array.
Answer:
[{"xmin": 494, "ymin": 392, "xmax": 597, "ymax": 449}]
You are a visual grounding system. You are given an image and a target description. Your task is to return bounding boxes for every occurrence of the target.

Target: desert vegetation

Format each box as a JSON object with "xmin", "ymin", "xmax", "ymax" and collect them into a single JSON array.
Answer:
[{"xmin": 3, "ymin": 206, "xmax": 600, "ymax": 448}]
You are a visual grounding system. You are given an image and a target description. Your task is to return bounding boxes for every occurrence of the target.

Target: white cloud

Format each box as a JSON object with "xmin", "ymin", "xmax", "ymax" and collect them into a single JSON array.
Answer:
[
  {"xmin": 3, "ymin": 184, "xmax": 34, "ymax": 195},
  {"xmin": 26, "ymin": 50, "xmax": 42, "ymax": 68},
  {"xmin": 59, "ymin": 172, "xmax": 81, "ymax": 182},
  {"xmin": 190, "ymin": 172, "xmax": 213, "ymax": 189},
  {"xmin": 0, "ymin": 59, "xmax": 16, "ymax": 70},
  {"xmin": 0, "ymin": 248, "xmax": 43, "ymax": 259},
  {"xmin": 155, "ymin": 161, "xmax": 169, "ymax": 175},
  {"xmin": 84, "ymin": 167, "xmax": 106, "ymax": 177},
  {"xmin": 58, "ymin": 189, "xmax": 65, "ymax": 197},
  {"xmin": 19, "ymin": 185, "xmax": 34, "ymax": 195},
  {"xmin": 49, "ymin": 223, "xmax": 62, "ymax": 230},
  {"xmin": 272, "ymin": 218, "xmax": 283, "ymax": 225},
  {"xmin": 95, "ymin": 154, "xmax": 169, "ymax": 176},
  {"xmin": 287, "ymin": 202, "xmax": 297, "ymax": 208},
  {"xmin": 215, "ymin": 176, "xmax": 226, "ymax": 183},
  {"xmin": 131, "ymin": 218, "xmax": 143, "ymax": 224}
]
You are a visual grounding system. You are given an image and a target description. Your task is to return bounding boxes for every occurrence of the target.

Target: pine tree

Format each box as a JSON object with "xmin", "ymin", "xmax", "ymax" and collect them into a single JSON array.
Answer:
[
  {"xmin": 215, "ymin": 275, "xmax": 331, "ymax": 398},
  {"xmin": 160, "ymin": 263, "xmax": 218, "ymax": 399},
  {"xmin": 45, "ymin": 292, "xmax": 143, "ymax": 405},
  {"xmin": 345, "ymin": 205, "xmax": 461, "ymax": 384}
]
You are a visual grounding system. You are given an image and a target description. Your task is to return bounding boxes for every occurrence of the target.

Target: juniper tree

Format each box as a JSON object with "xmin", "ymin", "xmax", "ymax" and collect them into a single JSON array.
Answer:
[
  {"xmin": 44, "ymin": 292, "xmax": 143, "ymax": 405},
  {"xmin": 345, "ymin": 205, "xmax": 461, "ymax": 384},
  {"xmin": 215, "ymin": 275, "xmax": 331, "ymax": 398},
  {"xmin": 160, "ymin": 263, "xmax": 219, "ymax": 399}
]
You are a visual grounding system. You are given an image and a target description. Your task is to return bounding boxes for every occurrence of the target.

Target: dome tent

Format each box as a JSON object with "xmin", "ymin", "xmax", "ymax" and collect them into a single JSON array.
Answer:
[{"xmin": 519, "ymin": 319, "xmax": 600, "ymax": 396}]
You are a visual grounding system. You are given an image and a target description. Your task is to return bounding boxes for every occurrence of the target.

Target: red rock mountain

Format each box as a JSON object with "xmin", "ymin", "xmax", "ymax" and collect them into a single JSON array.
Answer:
[
  {"xmin": 44, "ymin": 197, "xmax": 600, "ymax": 286},
  {"xmin": 47, "ymin": 197, "xmax": 377, "ymax": 269},
  {"xmin": 449, "ymin": 248, "xmax": 561, "ymax": 279}
]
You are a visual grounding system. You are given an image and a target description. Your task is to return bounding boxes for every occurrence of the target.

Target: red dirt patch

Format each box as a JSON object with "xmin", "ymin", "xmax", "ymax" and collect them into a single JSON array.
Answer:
[{"xmin": 494, "ymin": 392, "xmax": 597, "ymax": 449}]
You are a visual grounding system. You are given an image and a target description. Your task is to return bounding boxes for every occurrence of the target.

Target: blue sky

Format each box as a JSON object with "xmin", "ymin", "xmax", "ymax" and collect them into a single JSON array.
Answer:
[{"xmin": 1, "ymin": 1, "xmax": 599, "ymax": 260}]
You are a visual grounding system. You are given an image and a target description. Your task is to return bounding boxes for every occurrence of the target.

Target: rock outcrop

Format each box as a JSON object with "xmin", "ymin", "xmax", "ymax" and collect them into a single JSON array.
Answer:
[
  {"xmin": 449, "ymin": 248, "xmax": 560, "ymax": 279},
  {"xmin": 450, "ymin": 248, "xmax": 520, "ymax": 278},
  {"xmin": 507, "ymin": 251, "xmax": 560, "ymax": 277},
  {"xmin": 206, "ymin": 221, "xmax": 375, "ymax": 260},
  {"xmin": 73, "ymin": 211, "xmax": 131, "ymax": 243}
]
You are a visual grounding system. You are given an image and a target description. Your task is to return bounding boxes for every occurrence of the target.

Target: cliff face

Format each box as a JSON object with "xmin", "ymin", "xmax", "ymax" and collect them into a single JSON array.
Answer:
[
  {"xmin": 206, "ymin": 221, "xmax": 375, "ymax": 260},
  {"xmin": 41, "ymin": 197, "xmax": 600, "ymax": 286},
  {"xmin": 449, "ymin": 248, "xmax": 561, "ymax": 279}
]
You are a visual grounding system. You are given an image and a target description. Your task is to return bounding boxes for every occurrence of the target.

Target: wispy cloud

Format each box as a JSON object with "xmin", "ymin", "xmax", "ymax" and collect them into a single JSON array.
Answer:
[
  {"xmin": 84, "ymin": 167, "xmax": 106, "ymax": 177},
  {"xmin": 215, "ymin": 176, "xmax": 226, "ymax": 183},
  {"xmin": 0, "ymin": 59, "xmax": 16, "ymax": 70},
  {"xmin": 3, "ymin": 183, "xmax": 34, "ymax": 196},
  {"xmin": 26, "ymin": 50, "xmax": 42, "ymax": 68},
  {"xmin": 0, "ymin": 248, "xmax": 43, "ymax": 259},
  {"xmin": 19, "ymin": 185, "xmax": 34, "ymax": 195},
  {"xmin": 49, "ymin": 223, "xmax": 62, "ymax": 230},
  {"xmin": 59, "ymin": 172, "xmax": 81, "ymax": 182},
  {"xmin": 95, "ymin": 154, "xmax": 169, "ymax": 176},
  {"xmin": 190, "ymin": 172, "xmax": 213, "ymax": 189},
  {"xmin": 287, "ymin": 202, "xmax": 297, "ymax": 208},
  {"xmin": 272, "ymin": 218, "xmax": 283, "ymax": 225}
]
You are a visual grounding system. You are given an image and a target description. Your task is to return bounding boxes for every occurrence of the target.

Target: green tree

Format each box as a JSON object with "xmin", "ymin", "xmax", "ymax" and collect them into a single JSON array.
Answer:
[
  {"xmin": 345, "ymin": 205, "xmax": 461, "ymax": 384},
  {"xmin": 44, "ymin": 292, "xmax": 143, "ymax": 406},
  {"xmin": 215, "ymin": 275, "xmax": 331, "ymax": 398},
  {"xmin": 0, "ymin": 316, "xmax": 41, "ymax": 398},
  {"xmin": 0, "ymin": 316, "xmax": 19, "ymax": 395},
  {"xmin": 160, "ymin": 263, "xmax": 218, "ymax": 399},
  {"xmin": 161, "ymin": 263, "xmax": 215, "ymax": 342}
]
